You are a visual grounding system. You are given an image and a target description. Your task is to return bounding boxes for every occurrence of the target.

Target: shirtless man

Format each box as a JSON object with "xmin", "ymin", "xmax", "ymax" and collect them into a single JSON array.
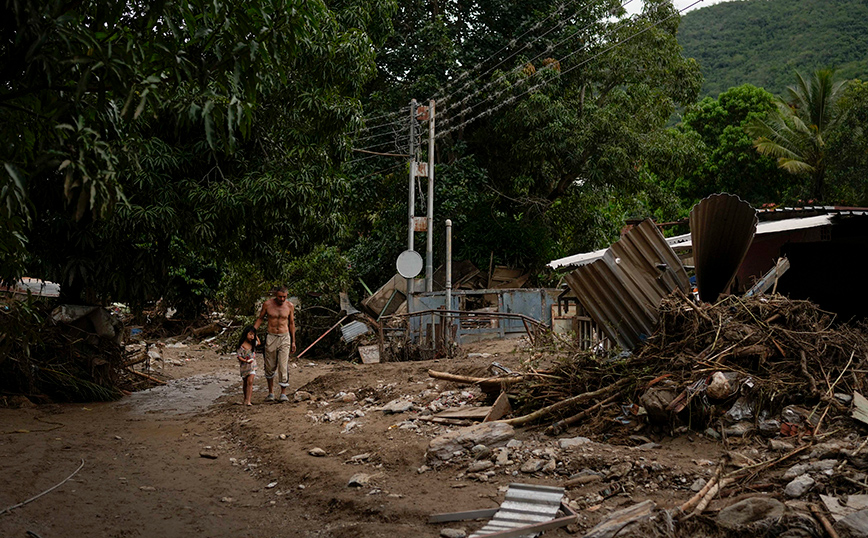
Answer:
[{"xmin": 253, "ymin": 286, "xmax": 296, "ymax": 402}]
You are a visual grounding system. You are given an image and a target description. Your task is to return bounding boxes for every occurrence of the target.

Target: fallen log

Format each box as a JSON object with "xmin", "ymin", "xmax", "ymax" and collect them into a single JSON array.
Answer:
[
  {"xmin": 191, "ymin": 322, "xmax": 221, "ymax": 337},
  {"xmin": 498, "ymin": 379, "xmax": 629, "ymax": 427},
  {"xmin": 427, "ymin": 369, "xmax": 527, "ymax": 388},
  {"xmin": 123, "ymin": 350, "xmax": 149, "ymax": 368},
  {"xmin": 127, "ymin": 368, "xmax": 166, "ymax": 385}
]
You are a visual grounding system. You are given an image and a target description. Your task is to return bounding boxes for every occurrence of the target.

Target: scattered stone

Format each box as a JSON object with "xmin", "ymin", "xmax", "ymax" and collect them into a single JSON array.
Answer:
[
  {"xmin": 199, "ymin": 451, "xmax": 218, "ymax": 459},
  {"xmin": 309, "ymin": 447, "xmax": 327, "ymax": 457},
  {"xmin": 294, "ymin": 391, "xmax": 312, "ymax": 402},
  {"xmin": 347, "ymin": 473, "xmax": 371, "ymax": 487},
  {"xmin": 583, "ymin": 500, "xmax": 656, "ymax": 538},
  {"xmin": 266, "ymin": 481, "xmax": 277, "ymax": 489},
  {"xmin": 467, "ymin": 461, "xmax": 494, "ymax": 473},
  {"xmin": 705, "ymin": 427, "xmax": 721, "ymax": 440},
  {"xmin": 608, "ymin": 462, "xmax": 633, "ymax": 478},
  {"xmin": 220, "ymin": 497, "xmax": 233, "ymax": 503},
  {"xmin": 471, "ymin": 444, "xmax": 488, "ymax": 454},
  {"xmin": 723, "ymin": 422, "xmax": 755, "ymax": 437},
  {"xmin": 690, "ymin": 478, "xmax": 707, "ymax": 492},
  {"xmin": 506, "ymin": 439, "xmax": 522, "ymax": 448},
  {"xmin": 784, "ymin": 474, "xmax": 815, "ymax": 498},
  {"xmin": 717, "ymin": 497, "xmax": 786, "ymax": 530},
  {"xmin": 836, "ymin": 393, "xmax": 854, "ymax": 405},
  {"xmin": 139, "ymin": 486, "xmax": 156, "ymax": 492},
  {"xmin": 559, "ymin": 436, "xmax": 591, "ymax": 449},
  {"xmin": 440, "ymin": 528, "xmax": 467, "ymax": 538},
  {"xmin": 350, "ymin": 453, "xmax": 371, "ymax": 462},
  {"xmin": 427, "ymin": 422, "xmax": 515, "ymax": 461},
  {"xmin": 769, "ymin": 439, "xmax": 795, "ymax": 452},
  {"xmin": 520, "ymin": 459, "xmax": 546, "ymax": 473},
  {"xmin": 783, "ymin": 459, "xmax": 838, "ymax": 479},
  {"xmin": 338, "ymin": 392, "xmax": 357, "ymax": 403},
  {"xmin": 495, "ymin": 448, "xmax": 510, "ymax": 466},
  {"xmin": 279, "ymin": 434, "xmax": 287, "ymax": 440},
  {"xmin": 542, "ymin": 459, "xmax": 557, "ymax": 473},
  {"xmin": 381, "ymin": 398, "xmax": 414, "ymax": 414},
  {"xmin": 640, "ymin": 384, "xmax": 678, "ymax": 422},
  {"xmin": 835, "ymin": 509, "xmax": 868, "ymax": 538}
]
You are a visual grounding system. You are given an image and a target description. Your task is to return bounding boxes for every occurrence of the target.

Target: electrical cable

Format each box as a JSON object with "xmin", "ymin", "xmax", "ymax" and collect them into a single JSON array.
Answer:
[
  {"xmin": 428, "ymin": 0, "xmax": 603, "ymax": 105},
  {"xmin": 436, "ymin": 0, "xmax": 703, "ymax": 139},
  {"xmin": 433, "ymin": 0, "xmax": 635, "ymax": 115},
  {"xmin": 437, "ymin": 0, "xmax": 637, "ymax": 131}
]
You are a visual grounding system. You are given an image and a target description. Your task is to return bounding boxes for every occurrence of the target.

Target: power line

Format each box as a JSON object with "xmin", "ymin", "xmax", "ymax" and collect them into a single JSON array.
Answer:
[
  {"xmin": 436, "ymin": 0, "xmax": 705, "ymax": 139},
  {"xmin": 429, "ymin": 0, "xmax": 603, "ymax": 105},
  {"xmin": 436, "ymin": 0, "xmax": 637, "ymax": 131}
]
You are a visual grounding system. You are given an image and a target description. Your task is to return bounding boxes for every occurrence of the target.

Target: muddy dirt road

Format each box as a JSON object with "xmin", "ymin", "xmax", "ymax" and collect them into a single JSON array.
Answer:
[{"xmin": 1, "ymin": 339, "xmax": 724, "ymax": 537}]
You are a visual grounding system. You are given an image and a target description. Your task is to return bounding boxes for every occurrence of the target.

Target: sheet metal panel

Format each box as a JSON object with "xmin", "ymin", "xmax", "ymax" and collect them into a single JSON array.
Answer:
[
  {"xmin": 690, "ymin": 193, "xmax": 758, "ymax": 303},
  {"xmin": 340, "ymin": 320, "xmax": 370, "ymax": 342},
  {"xmin": 469, "ymin": 483, "xmax": 564, "ymax": 538},
  {"xmin": 564, "ymin": 219, "xmax": 690, "ymax": 350}
]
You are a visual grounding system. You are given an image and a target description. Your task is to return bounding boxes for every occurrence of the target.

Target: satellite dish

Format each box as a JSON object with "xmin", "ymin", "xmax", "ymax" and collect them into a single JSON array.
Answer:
[{"xmin": 396, "ymin": 250, "xmax": 423, "ymax": 278}]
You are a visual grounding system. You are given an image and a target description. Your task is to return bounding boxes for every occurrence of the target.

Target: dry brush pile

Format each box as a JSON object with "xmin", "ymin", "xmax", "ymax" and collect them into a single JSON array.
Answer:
[
  {"xmin": 458, "ymin": 294, "xmax": 868, "ymax": 438},
  {"xmin": 0, "ymin": 299, "xmax": 133, "ymax": 403}
]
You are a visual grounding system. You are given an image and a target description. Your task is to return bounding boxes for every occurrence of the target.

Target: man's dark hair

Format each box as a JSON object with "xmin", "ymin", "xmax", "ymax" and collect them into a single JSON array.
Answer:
[{"xmin": 274, "ymin": 285, "xmax": 288, "ymax": 293}]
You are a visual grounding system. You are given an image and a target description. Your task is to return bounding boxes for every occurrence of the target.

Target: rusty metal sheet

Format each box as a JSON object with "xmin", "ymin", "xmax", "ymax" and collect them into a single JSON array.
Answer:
[
  {"xmin": 690, "ymin": 193, "xmax": 757, "ymax": 303},
  {"xmin": 564, "ymin": 219, "xmax": 690, "ymax": 350}
]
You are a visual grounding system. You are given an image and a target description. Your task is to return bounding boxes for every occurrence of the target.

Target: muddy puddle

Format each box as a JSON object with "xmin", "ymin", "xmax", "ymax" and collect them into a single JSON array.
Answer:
[{"xmin": 119, "ymin": 371, "xmax": 238, "ymax": 415}]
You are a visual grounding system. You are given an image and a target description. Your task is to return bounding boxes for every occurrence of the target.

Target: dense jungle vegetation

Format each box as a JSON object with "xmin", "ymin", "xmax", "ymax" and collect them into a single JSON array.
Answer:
[
  {"xmin": 679, "ymin": 0, "xmax": 868, "ymax": 97},
  {"xmin": 2, "ymin": 0, "xmax": 867, "ymax": 316}
]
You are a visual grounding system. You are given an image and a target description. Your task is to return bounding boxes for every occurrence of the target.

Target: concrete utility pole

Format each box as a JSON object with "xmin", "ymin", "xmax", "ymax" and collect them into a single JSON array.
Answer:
[
  {"xmin": 426, "ymin": 100, "xmax": 435, "ymax": 292},
  {"xmin": 445, "ymin": 219, "xmax": 453, "ymax": 344},
  {"xmin": 407, "ymin": 99, "xmax": 417, "ymax": 297}
]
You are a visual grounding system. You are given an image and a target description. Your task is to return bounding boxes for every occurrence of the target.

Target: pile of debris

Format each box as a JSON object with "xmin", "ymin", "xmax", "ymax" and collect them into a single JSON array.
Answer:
[{"xmin": 0, "ymin": 300, "xmax": 128, "ymax": 403}]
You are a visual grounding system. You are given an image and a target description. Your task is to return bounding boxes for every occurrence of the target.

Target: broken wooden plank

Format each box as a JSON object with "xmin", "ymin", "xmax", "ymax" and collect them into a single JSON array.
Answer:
[
  {"xmin": 435, "ymin": 406, "xmax": 492, "ymax": 420},
  {"xmin": 483, "ymin": 392, "xmax": 512, "ymax": 422},
  {"xmin": 853, "ymin": 392, "xmax": 868, "ymax": 426}
]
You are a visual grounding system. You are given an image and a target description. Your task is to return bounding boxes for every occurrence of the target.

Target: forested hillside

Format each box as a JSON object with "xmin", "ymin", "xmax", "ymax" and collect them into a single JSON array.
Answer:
[{"xmin": 679, "ymin": 0, "xmax": 868, "ymax": 97}]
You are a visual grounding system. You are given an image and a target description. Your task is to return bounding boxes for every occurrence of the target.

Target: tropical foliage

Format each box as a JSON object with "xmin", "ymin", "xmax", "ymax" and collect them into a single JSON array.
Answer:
[
  {"xmin": 1, "ymin": 0, "xmax": 395, "ymax": 307},
  {"xmin": 679, "ymin": 0, "xmax": 868, "ymax": 97},
  {"xmin": 746, "ymin": 70, "xmax": 848, "ymax": 201}
]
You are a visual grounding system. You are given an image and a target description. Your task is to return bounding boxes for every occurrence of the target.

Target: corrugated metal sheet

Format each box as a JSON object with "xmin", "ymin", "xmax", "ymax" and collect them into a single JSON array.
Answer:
[
  {"xmin": 564, "ymin": 219, "xmax": 690, "ymax": 350},
  {"xmin": 469, "ymin": 483, "xmax": 565, "ymax": 538},
  {"xmin": 340, "ymin": 320, "xmax": 370, "ymax": 342},
  {"xmin": 690, "ymin": 193, "xmax": 757, "ymax": 303}
]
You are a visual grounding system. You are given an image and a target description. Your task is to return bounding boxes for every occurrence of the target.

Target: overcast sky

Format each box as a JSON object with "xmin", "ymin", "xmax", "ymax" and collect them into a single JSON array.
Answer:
[{"xmin": 625, "ymin": 0, "xmax": 727, "ymax": 16}]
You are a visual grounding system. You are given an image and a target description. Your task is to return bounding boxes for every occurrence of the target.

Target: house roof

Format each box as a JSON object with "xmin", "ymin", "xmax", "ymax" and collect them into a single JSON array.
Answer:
[{"xmin": 548, "ymin": 214, "xmax": 837, "ymax": 270}]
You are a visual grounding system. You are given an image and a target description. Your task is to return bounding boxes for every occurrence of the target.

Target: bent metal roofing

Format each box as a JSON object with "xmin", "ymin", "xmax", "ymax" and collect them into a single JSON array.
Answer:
[{"xmin": 548, "ymin": 214, "xmax": 837, "ymax": 270}]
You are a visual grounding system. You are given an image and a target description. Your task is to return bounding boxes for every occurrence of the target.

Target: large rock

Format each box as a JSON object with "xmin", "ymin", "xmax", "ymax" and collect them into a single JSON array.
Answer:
[
  {"xmin": 836, "ymin": 509, "xmax": 868, "ymax": 538},
  {"xmin": 640, "ymin": 384, "xmax": 678, "ymax": 422},
  {"xmin": 583, "ymin": 500, "xmax": 655, "ymax": 538},
  {"xmin": 559, "ymin": 436, "xmax": 591, "ymax": 449},
  {"xmin": 427, "ymin": 422, "xmax": 515, "ymax": 461},
  {"xmin": 784, "ymin": 474, "xmax": 815, "ymax": 498},
  {"xmin": 717, "ymin": 497, "xmax": 786, "ymax": 530}
]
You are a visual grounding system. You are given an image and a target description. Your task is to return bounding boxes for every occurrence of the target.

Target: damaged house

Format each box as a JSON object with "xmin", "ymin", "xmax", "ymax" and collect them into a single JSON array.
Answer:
[{"xmin": 549, "ymin": 194, "xmax": 868, "ymax": 350}]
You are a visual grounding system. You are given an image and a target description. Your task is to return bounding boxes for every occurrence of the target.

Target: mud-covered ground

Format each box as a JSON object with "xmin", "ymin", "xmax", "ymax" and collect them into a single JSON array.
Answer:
[{"xmin": 2, "ymin": 338, "xmax": 745, "ymax": 537}]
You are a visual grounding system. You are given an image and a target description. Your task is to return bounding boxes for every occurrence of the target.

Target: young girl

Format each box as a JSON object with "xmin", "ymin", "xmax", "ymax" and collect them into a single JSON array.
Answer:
[{"xmin": 236, "ymin": 325, "xmax": 259, "ymax": 406}]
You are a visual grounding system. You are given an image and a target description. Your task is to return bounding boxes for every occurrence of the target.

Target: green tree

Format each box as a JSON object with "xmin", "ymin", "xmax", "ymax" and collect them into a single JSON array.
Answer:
[
  {"xmin": 679, "ymin": 84, "xmax": 790, "ymax": 205},
  {"xmin": 351, "ymin": 0, "xmax": 704, "ymax": 276},
  {"xmin": 746, "ymin": 69, "xmax": 848, "ymax": 202},
  {"xmin": 826, "ymin": 79, "xmax": 868, "ymax": 204},
  {"xmin": 2, "ymin": 0, "xmax": 395, "ymax": 306}
]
